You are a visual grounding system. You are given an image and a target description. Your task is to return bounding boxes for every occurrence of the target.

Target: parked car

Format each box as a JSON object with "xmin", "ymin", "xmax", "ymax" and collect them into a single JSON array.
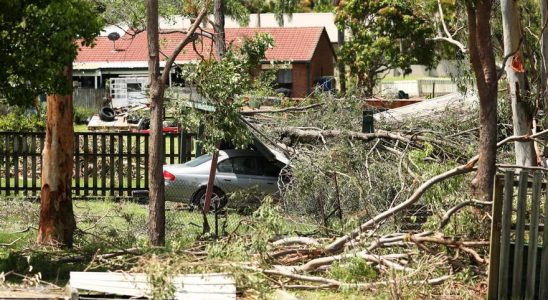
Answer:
[{"xmin": 163, "ymin": 149, "xmax": 289, "ymax": 209}]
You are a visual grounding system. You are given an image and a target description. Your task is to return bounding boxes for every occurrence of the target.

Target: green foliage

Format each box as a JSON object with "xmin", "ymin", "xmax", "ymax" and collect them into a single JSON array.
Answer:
[
  {"xmin": 0, "ymin": 0, "xmax": 103, "ymax": 105},
  {"xmin": 329, "ymin": 256, "xmax": 377, "ymax": 283},
  {"xmin": 73, "ymin": 107, "xmax": 96, "ymax": 125},
  {"xmin": 172, "ymin": 33, "xmax": 275, "ymax": 152},
  {"xmin": 145, "ymin": 255, "xmax": 176, "ymax": 299},
  {"xmin": 0, "ymin": 111, "xmax": 44, "ymax": 132},
  {"xmin": 336, "ymin": 0, "xmax": 435, "ymax": 96}
]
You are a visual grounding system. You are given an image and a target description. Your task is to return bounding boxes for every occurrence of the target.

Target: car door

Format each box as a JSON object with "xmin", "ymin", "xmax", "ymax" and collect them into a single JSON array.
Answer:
[
  {"xmin": 251, "ymin": 157, "xmax": 282, "ymax": 194},
  {"xmin": 215, "ymin": 156, "xmax": 258, "ymax": 193}
]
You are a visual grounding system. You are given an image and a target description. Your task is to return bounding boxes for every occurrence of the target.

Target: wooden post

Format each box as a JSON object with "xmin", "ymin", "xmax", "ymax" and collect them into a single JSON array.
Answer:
[{"xmin": 487, "ymin": 174, "xmax": 504, "ymax": 300}]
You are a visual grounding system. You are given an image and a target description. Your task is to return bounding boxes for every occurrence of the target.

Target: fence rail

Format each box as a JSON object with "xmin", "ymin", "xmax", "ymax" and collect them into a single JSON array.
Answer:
[{"xmin": 0, "ymin": 131, "xmax": 198, "ymax": 198}]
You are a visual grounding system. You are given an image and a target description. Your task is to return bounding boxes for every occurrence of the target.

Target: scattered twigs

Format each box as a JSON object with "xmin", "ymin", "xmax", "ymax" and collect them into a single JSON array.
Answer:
[
  {"xmin": 407, "ymin": 234, "xmax": 488, "ymax": 264},
  {"xmin": 325, "ymin": 161, "xmax": 477, "ymax": 253},
  {"xmin": 292, "ymin": 251, "xmax": 413, "ymax": 273},
  {"xmin": 54, "ymin": 248, "xmax": 141, "ymax": 264},
  {"xmin": 0, "ymin": 236, "xmax": 23, "ymax": 247},
  {"xmin": 439, "ymin": 200, "xmax": 492, "ymax": 229},
  {"xmin": 246, "ymin": 266, "xmax": 451, "ymax": 291}
]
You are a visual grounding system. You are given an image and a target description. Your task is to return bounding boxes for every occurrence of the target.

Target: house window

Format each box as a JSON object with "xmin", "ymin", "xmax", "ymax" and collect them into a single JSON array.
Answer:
[
  {"xmin": 127, "ymin": 83, "xmax": 142, "ymax": 93},
  {"xmin": 277, "ymin": 69, "xmax": 292, "ymax": 84}
]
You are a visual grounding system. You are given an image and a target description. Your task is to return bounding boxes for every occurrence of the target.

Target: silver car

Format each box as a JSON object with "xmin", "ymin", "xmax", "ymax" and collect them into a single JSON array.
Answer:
[{"xmin": 163, "ymin": 149, "xmax": 288, "ymax": 208}]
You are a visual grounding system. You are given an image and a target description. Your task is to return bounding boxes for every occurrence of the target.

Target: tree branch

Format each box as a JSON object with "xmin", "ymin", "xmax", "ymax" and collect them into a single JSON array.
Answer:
[{"xmin": 160, "ymin": 7, "xmax": 209, "ymax": 85}]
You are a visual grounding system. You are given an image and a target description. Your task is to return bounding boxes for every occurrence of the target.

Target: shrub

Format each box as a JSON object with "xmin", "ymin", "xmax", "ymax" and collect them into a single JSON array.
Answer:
[
  {"xmin": 0, "ymin": 111, "xmax": 45, "ymax": 132},
  {"xmin": 73, "ymin": 106, "xmax": 96, "ymax": 125}
]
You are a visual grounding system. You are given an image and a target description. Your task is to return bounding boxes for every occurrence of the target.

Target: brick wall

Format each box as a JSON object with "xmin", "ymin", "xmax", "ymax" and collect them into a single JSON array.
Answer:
[
  {"xmin": 291, "ymin": 63, "xmax": 309, "ymax": 98},
  {"xmin": 290, "ymin": 30, "xmax": 335, "ymax": 98}
]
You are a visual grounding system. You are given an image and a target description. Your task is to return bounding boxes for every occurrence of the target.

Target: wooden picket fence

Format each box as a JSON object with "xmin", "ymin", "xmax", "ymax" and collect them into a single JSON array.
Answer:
[
  {"xmin": 488, "ymin": 171, "xmax": 548, "ymax": 299},
  {"xmin": 0, "ymin": 131, "xmax": 199, "ymax": 198}
]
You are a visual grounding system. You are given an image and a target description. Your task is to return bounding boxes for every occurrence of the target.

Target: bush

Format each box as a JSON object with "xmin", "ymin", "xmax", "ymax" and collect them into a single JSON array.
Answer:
[
  {"xmin": 0, "ymin": 111, "xmax": 45, "ymax": 132},
  {"xmin": 74, "ymin": 106, "xmax": 96, "ymax": 125}
]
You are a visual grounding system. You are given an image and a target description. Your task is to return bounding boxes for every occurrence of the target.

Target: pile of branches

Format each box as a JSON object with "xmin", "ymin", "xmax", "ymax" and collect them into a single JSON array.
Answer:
[{"xmin": 235, "ymin": 95, "xmax": 540, "ymax": 292}]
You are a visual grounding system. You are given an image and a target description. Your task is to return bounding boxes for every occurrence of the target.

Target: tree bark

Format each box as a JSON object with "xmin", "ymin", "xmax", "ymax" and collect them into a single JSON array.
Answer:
[
  {"xmin": 540, "ymin": 0, "xmax": 548, "ymax": 164},
  {"xmin": 147, "ymin": 0, "xmax": 166, "ymax": 246},
  {"xmin": 337, "ymin": 29, "xmax": 346, "ymax": 94},
  {"xmin": 214, "ymin": 0, "xmax": 226, "ymax": 57},
  {"xmin": 37, "ymin": 66, "xmax": 76, "ymax": 247},
  {"xmin": 501, "ymin": 0, "xmax": 535, "ymax": 166},
  {"xmin": 466, "ymin": 0, "xmax": 498, "ymax": 201}
]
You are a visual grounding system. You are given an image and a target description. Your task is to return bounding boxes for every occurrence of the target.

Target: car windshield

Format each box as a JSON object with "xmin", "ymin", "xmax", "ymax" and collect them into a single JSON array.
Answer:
[{"xmin": 183, "ymin": 154, "xmax": 212, "ymax": 167}]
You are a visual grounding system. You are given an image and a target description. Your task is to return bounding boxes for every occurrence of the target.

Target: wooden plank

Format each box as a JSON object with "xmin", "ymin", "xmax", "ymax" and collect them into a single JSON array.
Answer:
[
  {"xmin": 83, "ymin": 134, "xmax": 89, "ymax": 196},
  {"xmin": 136, "ymin": 135, "xmax": 141, "ymax": 189},
  {"xmin": 13, "ymin": 135, "xmax": 19, "ymax": 194},
  {"xmin": 540, "ymin": 177, "xmax": 548, "ymax": 300},
  {"xmin": 144, "ymin": 136, "xmax": 149, "ymax": 189},
  {"xmin": 170, "ymin": 133, "xmax": 175, "ymax": 164},
  {"xmin": 487, "ymin": 175, "xmax": 504, "ymax": 300},
  {"xmin": 525, "ymin": 171, "xmax": 542, "ymax": 299},
  {"xmin": 74, "ymin": 134, "xmax": 80, "ymax": 195},
  {"xmin": 127, "ymin": 134, "xmax": 132, "ymax": 191},
  {"xmin": 498, "ymin": 171, "xmax": 515, "ymax": 300},
  {"xmin": 109, "ymin": 134, "xmax": 115, "ymax": 196},
  {"xmin": 118, "ymin": 133, "xmax": 124, "ymax": 196},
  {"xmin": 92, "ymin": 134, "xmax": 98, "ymax": 196},
  {"xmin": 70, "ymin": 272, "xmax": 236, "ymax": 300},
  {"xmin": 22, "ymin": 135, "xmax": 28, "ymax": 196},
  {"xmin": 5, "ymin": 135, "xmax": 10, "ymax": 196},
  {"xmin": 101, "ymin": 134, "xmax": 107, "ymax": 196},
  {"xmin": 31, "ymin": 134, "xmax": 37, "ymax": 196},
  {"xmin": 512, "ymin": 170, "xmax": 529, "ymax": 299}
]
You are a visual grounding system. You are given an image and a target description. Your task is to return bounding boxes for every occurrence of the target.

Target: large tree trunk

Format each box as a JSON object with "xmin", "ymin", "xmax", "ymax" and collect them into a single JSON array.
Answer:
[
  {"xmin": 37, "ymin": 66, "xmax": 76, "ymax": 247},
  {"xmin": 467, "ymin": 1, "xmax": 498, "ymax": 202},
  {"xmin": 540, "ymin": 0, "xmax": 548, "ymax": 165},
  {"xmin": 214, "ymin": 0, "xmax": 226, "ymax": 57},
  {"xmin": 501, "ymin": 0, "xmax": 535, "ymax": 166},
  {"xmin": 147, "ymin": 0, "xmax": 166, "ymax": 246}
]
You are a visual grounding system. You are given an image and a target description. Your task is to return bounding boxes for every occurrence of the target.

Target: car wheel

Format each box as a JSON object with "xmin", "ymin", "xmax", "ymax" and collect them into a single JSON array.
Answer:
[{"xmin": 192, "ymin": 187, "xmax": 227, "ymax": 211}]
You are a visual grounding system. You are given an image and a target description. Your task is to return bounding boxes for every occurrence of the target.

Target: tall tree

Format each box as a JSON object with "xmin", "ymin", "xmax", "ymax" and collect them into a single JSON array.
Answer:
[
  {"xmin": 336, "ymin": 0, "xmax": 435, "ymax": 97},
  {"xmin": 540, "ymin": 0, "xmax": 548, "ymax": 164},
  {"xmin": 501, "ymin": 0, "xmax": 535, "ymax": 166},
  {"xmin": 146, "ymin": 0, "xmax": 208, "ymax": 246},
  {"xmin": 466, "ymin": 0, "xmax": 498, "ymax": 201},
  {"xmin": 0, "ymin": 0, "xmax": 101, "ymax": 247},
  {"xmin": 214, "ymin": 0, "xmax": 227, "ymax": 56}
]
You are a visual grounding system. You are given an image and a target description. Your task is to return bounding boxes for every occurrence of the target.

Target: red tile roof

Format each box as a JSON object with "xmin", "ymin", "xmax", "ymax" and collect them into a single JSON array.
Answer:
[{"xmin": 75, "ymin": 27, "xmax": 328, "ymax": 65}]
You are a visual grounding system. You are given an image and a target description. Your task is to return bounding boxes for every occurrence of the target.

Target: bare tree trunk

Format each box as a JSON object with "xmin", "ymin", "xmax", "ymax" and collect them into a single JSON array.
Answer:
[
  {"xmin": 37, "ymin": 66, "xmax": 76, "ymax": 247},
  {"xmin": 337, "ymin": 29, "xmax": 346, "ymax": 95},
  {"xmin": 147, "ymin": 0, "xmax": 166, "ymax": 246},
  {"xmin": 467, "ymin": 0, "xmax": 498, "ymax": 201},
  {"xmin": 540, "ymin": 0, "xmax": 548, "ymax": 164},
  {"xmin": 214, "ymin": 0, "xmax": 226, "ymax": 57},
  {"xmin": 501, "ymin": 0, "xmax": 535, "ymax": 166}
]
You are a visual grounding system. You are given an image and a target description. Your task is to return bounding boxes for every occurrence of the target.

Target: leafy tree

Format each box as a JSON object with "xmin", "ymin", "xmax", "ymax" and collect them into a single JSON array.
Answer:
[
  {"xmin": 336, "ymin": 0, "xmax": 435, "ymax": 96},
  {"xmin": 0, "ymin": 0, "xmax": 102, "ymax": 247},
  {"xmin": 0, "ymin": 0, "xmax": 101, "ymax": 105},
  {"xmin": 172, "ymin": 33, "xmax": 275, "ymax": 151}
]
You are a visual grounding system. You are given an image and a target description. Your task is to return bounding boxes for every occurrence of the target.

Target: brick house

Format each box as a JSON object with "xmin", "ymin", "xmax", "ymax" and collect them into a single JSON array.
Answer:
[{"xmin": 74, "ymin": 27, "xmax": 335, "ymax": 98}]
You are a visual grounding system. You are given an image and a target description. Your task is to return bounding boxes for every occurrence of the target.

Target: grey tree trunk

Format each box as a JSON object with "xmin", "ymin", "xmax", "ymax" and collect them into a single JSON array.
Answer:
[
  {"xmin": 540, "ymin": 0, "xmax": 548, "ymax": 164},
  {"xmin": 214, "ymin": 0, "xmax": 226, "ymax": 57},
  {"xmin": 147, "ymin": 0, "xmax": 166, "ymax": 246},
  {"xmin": 501, "ymin": 0, "xmax": 535, "ymax": 166}
]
